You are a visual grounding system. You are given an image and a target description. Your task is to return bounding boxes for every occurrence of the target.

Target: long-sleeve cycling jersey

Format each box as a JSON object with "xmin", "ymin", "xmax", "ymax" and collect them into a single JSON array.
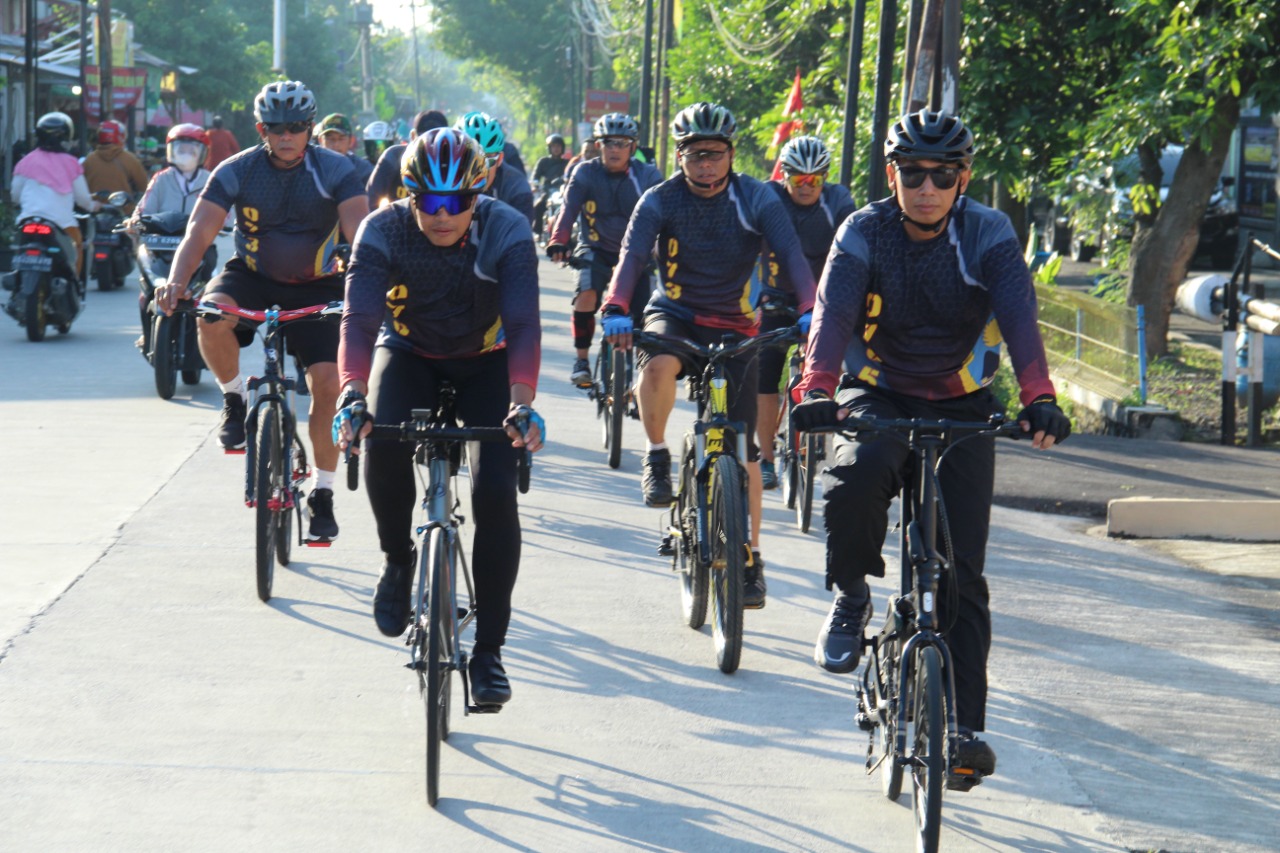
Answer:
[
  {"xmin": 797, "ymin": 196, "xmax": 1055, "ymax": 405},
  {"xmin": 339, "ymin": 195, "xmax": 541, "ymax": 392},
  {"xmin": 366, "ymin": 142, "xmax": 408, "ymax": 208},
  {"xmin": 604, "ymin": 173, "xmax": 816, "ymax": 332},
  {"xmin": 486, "ymin": 162, "xmax": 535, "ymax": 227},
  {"xmin": 201, "ymin": 145, "xmax": 365, "ymax": 283},
  {"xmin": 549, "ymin": 157, "xmax": 664, "ymax": 256},
  {"xmin": 758, "ymin": 181, "xmax": 858, "ymax": 299}
]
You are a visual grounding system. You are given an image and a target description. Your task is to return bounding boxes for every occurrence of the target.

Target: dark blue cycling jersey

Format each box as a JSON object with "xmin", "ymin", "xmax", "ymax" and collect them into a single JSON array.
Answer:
[
  {"xmin": 340, "ymin": 195, "xmax": 541, "ymax": 391},
  {"xmin": 550, "ymin": 157, "xmax": 664, "ymax": 256},
  {"xmin": 798, "ymin": 196, "xmax": 1055, "ymax": 404},
  {"xmin": 366, "ymin": 142, "xmax": 408, "ymax": 207},
  {"xmin": 487, "ymin": 163, "xmax": 535, "ymax": 227},
  {"xmin": 605, "ymin": 172, "xmax": 816, "ymax": 332},
  {"xmin": 202, "ymin": 145, "xmax": 365, "ymax": 283},
  {"xmin": 758, "ymin": 181, "xmax": 858, "ymax": 297}
]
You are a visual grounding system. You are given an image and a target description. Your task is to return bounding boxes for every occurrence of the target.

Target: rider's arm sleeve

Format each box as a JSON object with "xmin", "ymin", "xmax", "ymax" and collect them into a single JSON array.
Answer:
[{"xmin": 602, "ymin": 189, "xmax": 661, "ymax": 315}]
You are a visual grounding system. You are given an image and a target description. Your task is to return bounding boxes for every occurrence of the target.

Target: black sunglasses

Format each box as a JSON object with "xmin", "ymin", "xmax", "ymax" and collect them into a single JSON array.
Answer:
[
  {"xmin": 264, "ymin": 121, "xmax": 312, "ymax": 136},
  {"xmin": 895, "ymin": 163, "xmax": 961, "ymax": 190}
]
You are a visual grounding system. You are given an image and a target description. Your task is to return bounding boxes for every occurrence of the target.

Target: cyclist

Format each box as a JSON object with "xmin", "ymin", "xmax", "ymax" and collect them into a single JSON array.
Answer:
[
  {"xmin": 455, "ymin": 111, "xmax": 535, "ymax": 226},
  {"xmin": 602, "ymin": 101, "xmax": 816, "ymax": 609},
  {"xmin": 332, "ymin": 128, "xmax": 544, "ymax": 706},
  {"xmin": 791, "ymin": 109, "xmax": 1070, "ymax": 777},
  {"xmin": 316, "ymin": 113, "xmax": 373, "ymax": 186},
  {"xmin": 366, "ymin": 110, "xmax": 449, "ymax": 208},
  {"xmin": 531, "ymin": 133, "xmax": 569, "ymax": 236},
  {"xmin": 82, "ymin": 120, "xmax": 149, "ymax": 214},
  {"xmin": 362, "ymin": 120, "xmax": 396, "ymax": 166},
  {"xmin": 547, "ymin": 112, "xmax": 662, "ymax": 386},
  {"xmin": 565, "ymin": 139, "xmax": 600, "ymax": 180},
  {"xmin": 154, "ymin": 80, "xmax": 370, "ymax": 543},
  {"xmin": 755, "ymin": 136, "xmax": 857, "ymax": 489}
]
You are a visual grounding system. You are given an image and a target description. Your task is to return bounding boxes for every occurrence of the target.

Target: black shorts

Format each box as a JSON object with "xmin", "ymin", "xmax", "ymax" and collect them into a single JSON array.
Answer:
[
  {"xmin": 638, "ymin": 312, "xmax": 761, "ymax": 461},
  {"xmin": 756, "ymin": 308, "xmax": 798, "ymax": 394},
  {"xmin": 575, "ymin": 248, "xmax": 653, "ymax": 323},
  {"xmin": 206, "ymin": 258, "xmax": 343, "ymax": 367}
]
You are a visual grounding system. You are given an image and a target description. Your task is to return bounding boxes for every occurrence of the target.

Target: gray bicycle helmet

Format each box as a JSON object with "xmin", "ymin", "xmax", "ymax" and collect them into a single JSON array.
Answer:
[
  {"xmin": 253, "ymin": 81, "xmax": 318, "ymax": 125},
  {"xmin": 671, "ymin": 102, "xmax": 737, "ymax": 147},
  {"xmin": 593, "ymin": 112, "xmax": 639, "ymax": 141},
  {"xmin": 779, "ymin": 136, "xmax": 832, "ymax": 174},
  {"xmin": 884, "ymin": 109, "xmax": 974, "ymax": 163}
]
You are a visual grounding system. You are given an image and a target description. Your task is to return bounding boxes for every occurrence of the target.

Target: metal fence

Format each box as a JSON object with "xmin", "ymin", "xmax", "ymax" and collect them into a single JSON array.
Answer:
[{"xmin": 1034, "ymin": 284, "xmax": 1145, "ymax": 402}]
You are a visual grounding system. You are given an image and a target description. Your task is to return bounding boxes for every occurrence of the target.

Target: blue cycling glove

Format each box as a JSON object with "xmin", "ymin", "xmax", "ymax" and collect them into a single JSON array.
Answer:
[
  {"xmin": 602, "ymin": 312, "xmax": 633, "ymax": 338},
  {"xmin": 797, "ymin": 310, "xmax": 813, "ymax": 336},
  {"xmin": 504, "ymin": 404, "xmax": 547, "ymax": 443},
  {"xmin": 331, "ymin": 388, "xmax": 368, "ymax": 446}
]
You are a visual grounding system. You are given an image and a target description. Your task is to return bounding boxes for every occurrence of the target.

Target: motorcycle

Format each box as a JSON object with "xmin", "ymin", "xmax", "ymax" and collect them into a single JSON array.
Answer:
[
  {"xmin": 91, "ymin": 192, "xmax": 136, "ymax": 291},
  {"xmin": 131, "ymin": 210, "xmax": 217, "ymax": 399},
  {"xmin": 1, "ymin": 203, "xmax": 99, "ymax": 342},
  {"xmin": 538, "ymin": 177, "xmax": 574, "ymax": 251}
]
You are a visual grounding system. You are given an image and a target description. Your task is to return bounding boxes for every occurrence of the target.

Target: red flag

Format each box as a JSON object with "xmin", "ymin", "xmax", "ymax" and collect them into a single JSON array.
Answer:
[{"xmin": 770, "ymin": 69, "xmax": 805, "ymax": 179}]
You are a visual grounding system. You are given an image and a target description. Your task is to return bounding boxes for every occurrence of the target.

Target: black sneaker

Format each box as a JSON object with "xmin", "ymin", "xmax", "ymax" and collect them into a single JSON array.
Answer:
[
  {"xmin": 373, "ymin": 550, "xmax": 415, "ymax": 637},
  {"xmin": 468, "ymin": 651, "xmax": 512, "ymax": 706},
  {"xmin": 218, "ymin": 392, "xmax": 247, "ymax": 450},
  {"xmin": 642, "ymin": 448, "xmax": 674, "ymax": 507},
  {"xmin": 744, "ymin": 551, "xmax": 767, "ymax": 609},
  {"xmin": 760, "ymin": 459, "xmax": 779, "ymax": 490},
  {"xmin": 955, "ymin": 728, "xmax": 997, "ymax": 776},
  {"xmin": 306, "ymin": 488, "xmax": 339, "ymax": 541},
  {"xmin": 570, "ymin": 357, "xmax": 592, "ymax": 387},
  {"xmin": 814, "ymin": 585, "xmax": 873, "ymax": 673}
]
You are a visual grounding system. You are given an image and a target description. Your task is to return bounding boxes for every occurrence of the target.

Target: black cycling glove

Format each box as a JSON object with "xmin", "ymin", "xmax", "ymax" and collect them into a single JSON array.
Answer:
[
  {"xmin": 791, "ymin": 391, "xmax": 840, "ymax": 432},
  {"xmin": 1016, "ymin": 395, "xmax": 1071, "ymax": 443}
]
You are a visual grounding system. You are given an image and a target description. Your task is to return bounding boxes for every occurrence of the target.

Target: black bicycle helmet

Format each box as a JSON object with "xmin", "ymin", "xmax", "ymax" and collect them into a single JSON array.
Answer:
[
  {"xmin": 593, "ymin": 113, "xmax": 639, "ymax": 141},
  {"xmin": 253, "ymin": 81, "xmax": 318, "ymax": 125},
  {"xmin": 35, "ymin": 112, "xmax": 74, "ymax": 152},
  {"xmin": 671, "ymin": 102, "xmax": 737, "ymax": 147},
  {"xmin": 884, "ymin": 109, "xmax": 974, "ymax": 163}
]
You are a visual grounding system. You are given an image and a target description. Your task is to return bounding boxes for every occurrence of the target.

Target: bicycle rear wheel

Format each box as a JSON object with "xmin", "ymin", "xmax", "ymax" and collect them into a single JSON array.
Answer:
[
  {"xmin": 675, "ymin": 441, "xmax": 707, "ymax": 629},
  {"xmin": 710, "ymin": 454, "xmax": 746, "ymax": 674},
  {"xmin": 606, "ymin": 346, "xmax": 626, "ymax": 469},
  {"xmin": 424, "ymin": 526, "xmax": 454, "ymax": 807},
  {"xmin": 797, "ymin": 432, "xmax": 820, "ymax": 533},
  {"xmin": 912, "ymin": 644, "xmax": 946, "ymax": 852},
  {"xmin": 254, "ymin": 405, "xmax": 281, "ymax": 602}
]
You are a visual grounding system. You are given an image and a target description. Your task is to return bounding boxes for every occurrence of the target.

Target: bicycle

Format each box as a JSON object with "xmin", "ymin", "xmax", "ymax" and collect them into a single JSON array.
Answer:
[
  {"xmin": 760, "ymin": 300, "xmax": 824, "ymax": 533},
  {"xmin": 644, "ymin": 324, "xmax": 802, "ymax": 674},
  {"xmin": 804, "ymin": 412, "xmax": 1020, "ymax": 853},
  {"xmin": 186, "ymin": 299, "xmax": 343, "ymax": 603},
  {"xmin": 346, "ymin": 386, "xmax": 531, "ymax": 806}
]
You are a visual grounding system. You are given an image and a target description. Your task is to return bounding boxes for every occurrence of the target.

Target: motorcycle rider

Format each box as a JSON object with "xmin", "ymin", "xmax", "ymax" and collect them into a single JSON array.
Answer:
[
  {"xmin": 82, "ymin": 120, "xmax": 149, "ymax": 214},
  {"xmin": 204, "ymin": 116, "xmax": 240, "ymax": 171},
  {"xmin": 455, "ymin": 111, "xmax": 535, "ymax": 226},
  {"xmin": 316, "ymin": 113, "xmax": 373, "ymax": 186},
  {"xmin": 530, "ymin": 133, "xmax": 569, "ymax": 236},
  {"xmin": 8, "ymin": 112, "xmax": 101, "ymax": 280}
]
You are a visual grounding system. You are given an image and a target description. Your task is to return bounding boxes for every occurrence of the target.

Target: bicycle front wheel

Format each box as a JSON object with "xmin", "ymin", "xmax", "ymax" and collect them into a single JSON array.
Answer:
[
  {"xmin": 424, "ymin": 526, "xmax": 454, "ymax": 807},
  {"xmin": 675, "ymin": 442, "xmax": 707, "ymax": 629},
  {"xmin": 710, "ymin": 454, "xmax": 746, "ymax": 674},
  {"xmin": 797, "ymin": 432, "xmax": 820, "ymax": 533},
  {"xmin": 254, "ymin": 405, "xmax": 282, "ymax": 602},
  {"xmin": 606, "ymin": 345, "xmax": 626, "ymax": 469},
  {"xmin": 878, "ymin": 638, "xmax": 905, "ymax": 801},
  {"xmin": 779, "ymin": 397, "xmax": 799, "ymax": 510},
  {"xmin": 912, "ymin": 644, "xmax": 946, "ymax": 852}
]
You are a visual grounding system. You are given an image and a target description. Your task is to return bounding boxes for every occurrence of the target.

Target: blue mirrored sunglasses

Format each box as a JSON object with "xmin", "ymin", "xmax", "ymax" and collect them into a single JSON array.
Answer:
[{"xmin": 412, "ymin": 193, "xmax": 477, "ymax": 216}]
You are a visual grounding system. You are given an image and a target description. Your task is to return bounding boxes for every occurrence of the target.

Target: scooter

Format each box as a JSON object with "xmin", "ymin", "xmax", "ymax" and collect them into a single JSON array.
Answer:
[
  {"xmin": 131, "ymin": 210, "xmax": 216, "ymax": 399},
  {"xmin": 91, "ymin": 192, "xmax": 136, "ymax": 291},
  {"xmin": 1, "ymin": 200, "xmax": 101, "ymax": 342}
]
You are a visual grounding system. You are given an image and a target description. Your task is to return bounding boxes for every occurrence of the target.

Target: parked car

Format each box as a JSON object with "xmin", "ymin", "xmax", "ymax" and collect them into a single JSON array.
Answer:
[{"xmin": 1041, "ymin": 145, "xmax": 1239, "ymax": 268}]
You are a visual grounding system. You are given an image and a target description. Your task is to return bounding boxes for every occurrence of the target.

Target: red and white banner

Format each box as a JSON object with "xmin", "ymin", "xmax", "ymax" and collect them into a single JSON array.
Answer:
[{"xmin": 84, "ymin": 66, "xmax": 147, "ymax": 122}]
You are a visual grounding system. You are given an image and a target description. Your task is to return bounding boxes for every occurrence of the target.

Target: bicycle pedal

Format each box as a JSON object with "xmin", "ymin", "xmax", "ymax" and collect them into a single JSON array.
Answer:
[
  {"xmin": 224, "ymin": 448, "xmax": 246, "ymax": 456},
  {"xmin": 305, "ymin": 539, "xmax": 332, "ymax": 548},
  {"xmin": 467, "ymin": 703, "xmax": 504, "ymax": 715},
  {"xmin": 855, "ymin": 712, "xmax": 876, "ymax": 732},
  {"xmin": 658, "ymin": 535, "xmax": 675, "ymax": 557},
  {"xmin": 946, "ymin": 771, "xmax": 983, "ymax": 792},
  {"xmin": 405, "ymin": 660, "xmax": 426, "ymax": 671}
]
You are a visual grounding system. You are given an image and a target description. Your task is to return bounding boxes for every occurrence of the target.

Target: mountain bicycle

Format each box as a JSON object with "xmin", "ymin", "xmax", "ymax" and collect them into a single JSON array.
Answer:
[
  {"xmin": 805, "ymin": 412, "xmax": 1020, "ymax": 853},
  {"xmin": 346, "ymin": 386, "xmax": 531, "ymax": 806},
  {"xmin": 645, "ymin": 324, "xmax": 802, "ymax": 674},
  {"xmin": 187, "ymin": 299, "xmax": 343, "ymax": 602}
]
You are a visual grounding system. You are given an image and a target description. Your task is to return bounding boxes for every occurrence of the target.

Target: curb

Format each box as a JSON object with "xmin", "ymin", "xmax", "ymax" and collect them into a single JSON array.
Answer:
[{"xmin": 1107, "ymin": 497, "xmax": 1280, "ymax": 541}]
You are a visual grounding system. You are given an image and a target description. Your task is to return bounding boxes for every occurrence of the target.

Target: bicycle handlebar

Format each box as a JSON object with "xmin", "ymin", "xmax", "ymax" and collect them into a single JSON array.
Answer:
[
  {"xmin": 346, "ymin": 418, "xmax": 533, "ymax": 494},
  {"xmin": 632, "ymin": 324, "xmax": 803, "ymax": 366},
  {"xmin": 802, "ymin": 413, "xmax": 1025, "ymax": 442},
  {"xmin": 185, "ymin": 300, "xmax": 344, "ymax": 323}
]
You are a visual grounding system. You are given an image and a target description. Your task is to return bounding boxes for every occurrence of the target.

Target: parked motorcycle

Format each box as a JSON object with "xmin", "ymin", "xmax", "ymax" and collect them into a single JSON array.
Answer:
[
  {"xmin": 131, "ymin": 210, "xmax": 217, "ymax": 399},
  {"xmin": 91, "ymin": 192, "xmax": 136, "ymax": 291},
  {"xmin": 1, "ymin": 204, "xmax": 98, "ymax": 341}
]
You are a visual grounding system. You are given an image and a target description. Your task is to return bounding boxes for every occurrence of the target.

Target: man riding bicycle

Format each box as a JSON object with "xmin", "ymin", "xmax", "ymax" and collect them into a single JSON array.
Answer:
[
  {"xmin": 547, "ymin": 112, "xmax": 663, "ymax": 387},
  {"xmin": 155, "ymin": 80, "xmax": 370, "ymax": 543},
  {"xmin": 755, "ymin": 135, "xmax": 858, "ymax": 490},
  {"xmin": 332, "ymin": 128, "xmax": 544, "ymax": 707},
  {"xmin": 791, "ymin": 109, "xmax": 1070, "ymax": 778},
  {"xmin": 602, "ymin": 101, "xmax": 816, "ymax": 609},
  {"xmin": 455, "ymin": 112, "xmax": 535, "ymax": 227}
]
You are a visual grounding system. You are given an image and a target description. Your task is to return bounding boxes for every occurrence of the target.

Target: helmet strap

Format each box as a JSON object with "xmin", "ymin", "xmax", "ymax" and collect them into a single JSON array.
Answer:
[
  {"xmin": 686, "ymin": 174, "xmax": 729, "ymax": 191},
  {"xmin": 898, "ymin": 208, "xmax": 949, "ymax": 233}
]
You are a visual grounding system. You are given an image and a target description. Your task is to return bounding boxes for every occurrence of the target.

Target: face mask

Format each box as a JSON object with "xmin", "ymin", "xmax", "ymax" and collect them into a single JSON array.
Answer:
[{"xmin": 171, "ymin": 151, "xmax": 199, "ymax": 173}]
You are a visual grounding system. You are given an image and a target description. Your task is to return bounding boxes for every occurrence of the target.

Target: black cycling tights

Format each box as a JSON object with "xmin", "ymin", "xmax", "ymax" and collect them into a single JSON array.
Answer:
[{"xmin": 364, "ymin": 347, "xmax": 521, "ymax": 649}]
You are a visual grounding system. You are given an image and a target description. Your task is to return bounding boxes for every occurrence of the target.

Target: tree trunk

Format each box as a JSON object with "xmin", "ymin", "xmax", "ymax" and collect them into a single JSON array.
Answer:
[{"xmin": 1129, "ymin": 95, "xmax": 1240, "ymax": 357}]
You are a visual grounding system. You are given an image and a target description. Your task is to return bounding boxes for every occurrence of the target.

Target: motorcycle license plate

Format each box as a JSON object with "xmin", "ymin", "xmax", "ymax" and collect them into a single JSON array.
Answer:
[
  {"xmin": 13, "ymin": 255, "xmax": 52, "ymax": 271},
  {"xmin": 146, "ymin": 235, "xmax": 182, "ymax": 248}
]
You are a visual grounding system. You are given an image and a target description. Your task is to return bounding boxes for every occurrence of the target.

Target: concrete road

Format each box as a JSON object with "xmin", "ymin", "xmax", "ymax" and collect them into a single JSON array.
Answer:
[{"xmin": 1, "ymin": 257, "xmax": 1276, "ymax": 853}]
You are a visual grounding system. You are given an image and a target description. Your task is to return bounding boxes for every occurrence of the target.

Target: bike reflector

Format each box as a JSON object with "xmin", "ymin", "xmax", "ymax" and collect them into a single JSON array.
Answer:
[{"xmin": 21, "ymin": 223, "xmax": 52, "ymax": 236}]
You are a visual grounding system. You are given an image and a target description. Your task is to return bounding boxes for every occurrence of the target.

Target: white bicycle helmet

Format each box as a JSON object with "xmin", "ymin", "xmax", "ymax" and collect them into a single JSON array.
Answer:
[
  {"xmin": 253, "ymin": 81, "xmax": 317, "ymax": 124},
  {"xmin": 779, "ymin": 136, "xmax": 832, "ymax": 175}
]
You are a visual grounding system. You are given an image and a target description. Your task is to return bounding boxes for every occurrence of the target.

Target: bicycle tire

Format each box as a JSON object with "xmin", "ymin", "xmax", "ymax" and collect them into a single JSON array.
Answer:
[
  {"xmin": 676, "ymin": 442, "xmax": 707, "ymax": 629},
  {"xmin": 880, "ymin": 639, "xmax": 905, "ymax": 800},
  {"xmin": 710, "ymin": 454, "xmax": 746, "ymax": 674},
  {"xmin": 607, "ymin": 345, "xmax": 626, "ymax": 469},
  {"xmin": 424, "ymin": 526, "xmax": 453, "ymax": 807},
  {"xmin": 254, "ymin": 405, "xmax": 280, "ymax": 602},
  {"xmin": 912, "ymin": 644, "xmax": 946, "ymax": 852},
  {"xmin": 152, "ymin": 315, "xmax": 178, "ymax": 400},
  {"xmin": 594, "ymin": 341, "xmax": 609, "ymax": 422},
  {"xmin": 275, "ymin": 438, "xmax": 294, "ymax": 569},
  {"xmin": 797, "ymin": 432, "xmax": 819, "ymax": 533},
  {"xmin": 779, "ymin": 400, "xmax": 799, "ymax": 510}
]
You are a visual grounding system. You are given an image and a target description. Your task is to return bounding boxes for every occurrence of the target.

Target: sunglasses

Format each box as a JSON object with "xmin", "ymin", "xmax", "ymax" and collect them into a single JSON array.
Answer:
[
  {"xmin": 264, "ymin": 121, "xmax": 312, "ymax": 136},
  {"xmin": 412, "ymin": 193, "xmax": 477, "ymax": 216},
  {"xmin": 599, "ymin": 138, "xmax": 634, "ymax": 150},
  {"xmin": 485, "ymin": 153, "xmax": 502, "ymax": 168},
  {"xmin": 785, "ymin": 172, "xmax": 826, "ymax": 188},
  {"xmin": 681, "ymin": 148, "xmax": 730, "ymax": 163},
  {"xmin": 895, "ymin": 163, "xmax": 962, "ymax": 190}
]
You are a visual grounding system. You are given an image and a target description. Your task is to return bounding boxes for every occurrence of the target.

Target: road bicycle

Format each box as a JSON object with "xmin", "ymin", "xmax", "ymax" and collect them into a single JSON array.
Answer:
[
  {"xmin": 187, "ymin": 299, "xmax": 343, "ymax": 602},
  {"xmin": 760, "ymin": 301, "xmax": 824, "ymax": 533},
  {"xmin": 348, "ymin": 386, "xmax": 531, "ymax": 806},
  {"xmin": 806, "ymin": 413, "xmax": 1019, "ymax": 853},
  {"xmin": 644, "ymin": 325, "xmax": 801, "ymax": 674}
]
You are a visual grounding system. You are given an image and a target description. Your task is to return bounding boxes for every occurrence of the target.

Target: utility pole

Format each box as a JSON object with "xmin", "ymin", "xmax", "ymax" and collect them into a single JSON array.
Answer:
[
  {"xmin": 358, "ymin": 3, "xmax": 373, "ymax": 115},
  {"xmin": 654, "ymin": 0, "xmax": 669, "ymax": 171},
  {"xmin": 78, "ymin": 0, "xmax": 89, "ymax": 151},
  {"xmin": 639, "ymin": 0, "xmax": 654, "ymax": 148},
  {"xmin": 100, "ymin": 0, "xmax": 114, "ymax": 126},
  {"xmin": 838, "ymin": 0, "xmax": 867, "ymax": 191},
  {"xmin": 272, "ymin": 0, "xmax": 285, "ymax": 74},
  {"xmin": 23, "ymin": 0, "xmax": 37, "ymax": 145},
  {"xmin": 868, "ymin": 0, "xmax": 898, "ymax": 203},
  {"xmin": 409, "ymin": 0, "xmax": 422, "ymax": 108}
]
